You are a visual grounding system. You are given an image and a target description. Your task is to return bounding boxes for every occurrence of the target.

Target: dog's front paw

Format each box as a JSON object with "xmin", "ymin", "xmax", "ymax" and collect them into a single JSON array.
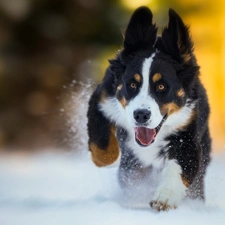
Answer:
[
  {"xmin": 150, "ymin": 188, "xmax": 180, "ymax": 211},
  {"xmin": 150, "ymin": 200, "xmax": 177, "ymax": 211},
  {"xmin": 150, "ymin": 160, "xmax": 187, "ymax": 211}
]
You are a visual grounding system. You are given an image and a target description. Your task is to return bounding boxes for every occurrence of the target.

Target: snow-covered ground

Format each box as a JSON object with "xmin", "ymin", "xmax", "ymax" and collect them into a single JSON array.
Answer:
[
  {"xmin": 0, "ymin": 151, "xmax": 225, "ymax": 225},
  {"xmin": 0, "ymin": 84, "xmax": 224, "ymax": 224}
]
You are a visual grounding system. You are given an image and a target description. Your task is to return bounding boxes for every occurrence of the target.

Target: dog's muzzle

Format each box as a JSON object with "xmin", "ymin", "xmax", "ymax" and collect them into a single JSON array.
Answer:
[{"xmin": 134, "ymin": 114, "xmax": 167, "ymax": 147}]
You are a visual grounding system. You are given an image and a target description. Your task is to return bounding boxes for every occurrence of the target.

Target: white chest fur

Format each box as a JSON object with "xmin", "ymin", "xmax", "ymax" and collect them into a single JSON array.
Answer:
[{"xmin": 100, "ymin": 97, "xmax": 195, "ymax": 169}]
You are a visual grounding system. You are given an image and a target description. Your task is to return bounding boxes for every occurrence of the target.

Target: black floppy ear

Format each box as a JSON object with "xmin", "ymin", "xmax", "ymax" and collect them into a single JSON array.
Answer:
[
  {"xmin": 109, "ymin": 7, "xmax": 157, "ymax": 80},
  {"xmin": 123, "ymin": 6, "xmax": 157, "ymax": 55},
  {"xmin": 155, "ymin": 9, "xmax": 194, "ymax": 64}
]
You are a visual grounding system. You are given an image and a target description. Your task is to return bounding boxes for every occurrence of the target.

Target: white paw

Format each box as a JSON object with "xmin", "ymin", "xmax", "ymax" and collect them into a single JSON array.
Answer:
[
  {"xmin": 150, "ymin": 188, "xmax": 181, "ymax": 211},
  {"xmin": 150, "ymin": 160, "xmax": 187, "ymax": 211}
]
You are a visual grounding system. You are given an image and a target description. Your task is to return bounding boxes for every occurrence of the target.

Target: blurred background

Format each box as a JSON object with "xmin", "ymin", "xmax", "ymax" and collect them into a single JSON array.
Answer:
[{"xmin": 0, "ymin": 0, "xmax": 224, "ymax": 152}]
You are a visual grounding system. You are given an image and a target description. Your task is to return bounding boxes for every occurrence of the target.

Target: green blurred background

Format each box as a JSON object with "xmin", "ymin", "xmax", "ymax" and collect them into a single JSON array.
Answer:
[{"xmin": 0, "ymin": 0, "xmax": 224, "ymax": 152}]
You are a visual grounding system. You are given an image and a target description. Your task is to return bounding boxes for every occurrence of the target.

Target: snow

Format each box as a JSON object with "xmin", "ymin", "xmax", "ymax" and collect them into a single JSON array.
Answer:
[{"xmin": 0, "ymin": 151, "xmax": 225, "ymax": 225}]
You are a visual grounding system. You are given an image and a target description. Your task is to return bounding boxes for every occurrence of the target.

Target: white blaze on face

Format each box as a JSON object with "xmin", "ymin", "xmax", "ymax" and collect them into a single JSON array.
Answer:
[{"xmin": 126, "ymin": 54, "xmax": 163, "ymax": 128}]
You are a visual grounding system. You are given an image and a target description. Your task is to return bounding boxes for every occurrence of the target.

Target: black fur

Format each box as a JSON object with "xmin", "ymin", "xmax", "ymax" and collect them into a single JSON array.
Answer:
[
  {"xmin": 87, "ymin": 6, "xmax": 211, "ymax": 209},
  {"xmin": 87, "ymin": 67, "xmax": 116, "ymax": 150}
]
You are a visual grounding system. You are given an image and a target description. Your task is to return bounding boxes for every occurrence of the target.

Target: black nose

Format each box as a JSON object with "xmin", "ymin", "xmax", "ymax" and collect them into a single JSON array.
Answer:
[{"xmin": 133, "ymin": 109, "xmax": 151, "ymax": 123}]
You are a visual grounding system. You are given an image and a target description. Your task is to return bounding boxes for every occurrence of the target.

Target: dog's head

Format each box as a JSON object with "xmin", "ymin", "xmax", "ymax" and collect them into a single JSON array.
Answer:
[{"xmin": 109, "ymin": 7, "xmax": 199, "ymax": 147}]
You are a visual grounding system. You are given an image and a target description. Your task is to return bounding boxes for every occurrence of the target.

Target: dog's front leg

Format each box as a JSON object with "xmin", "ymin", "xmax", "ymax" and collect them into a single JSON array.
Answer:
[
  {"xmin": 150, "ymin": 160, "xmax": 187, "ymax": 211},
  {"xmin": 87, "ymin": 71, "xmax": 120, "ymax": 167},
  {"xmin": 150, "ymin": 141, "xmax": 200, "ymax": 211}
]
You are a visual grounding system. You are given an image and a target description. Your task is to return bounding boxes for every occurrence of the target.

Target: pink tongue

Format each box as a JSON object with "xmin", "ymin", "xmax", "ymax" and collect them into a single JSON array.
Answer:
[{"xmin": 135, "ymin": 127, "xmax": 156, "ymax": 146}]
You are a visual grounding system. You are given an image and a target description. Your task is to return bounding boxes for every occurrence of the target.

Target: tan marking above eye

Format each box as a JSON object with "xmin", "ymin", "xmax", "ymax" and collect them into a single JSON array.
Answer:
[
  {"xmin": 157, "ymin": 84, "xmax": 166, "ymax": 91},
  {"xmin": 130, "ymin": 83, "xmax": 137, "ymax": 89},
  {"xmin": 134, "ymin": 73, "xmax": 141, "ymax": 82},
  {"xmin": 152, "ymin": 73, "xmax": 162, "ymax": 82}
]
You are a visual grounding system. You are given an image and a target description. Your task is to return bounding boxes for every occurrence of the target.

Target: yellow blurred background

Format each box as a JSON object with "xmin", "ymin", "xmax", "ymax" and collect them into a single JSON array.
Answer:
[{"xmin": 0, "ymin": 0, "xmax": 224, "ymax": 152}]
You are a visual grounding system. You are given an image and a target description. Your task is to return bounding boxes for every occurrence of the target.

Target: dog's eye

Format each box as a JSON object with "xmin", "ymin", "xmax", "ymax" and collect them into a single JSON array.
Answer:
[
  {"xmin": 157, "ymin": 84, "xmax": 166, "ymax": 92},
  {"xmin": 130, "ymin": 83, "xmax": 137, "ymax": 89}
]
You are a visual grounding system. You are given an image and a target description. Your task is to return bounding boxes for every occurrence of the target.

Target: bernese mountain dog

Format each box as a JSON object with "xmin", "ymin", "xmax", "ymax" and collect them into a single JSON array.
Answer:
[{"xmin": 87, "ymin": 6, "xmax": 211, "ymax": 211}]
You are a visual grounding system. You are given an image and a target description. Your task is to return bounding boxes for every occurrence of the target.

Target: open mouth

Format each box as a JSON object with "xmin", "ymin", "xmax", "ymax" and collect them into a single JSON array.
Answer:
[{"xmin": 134, "ymin": 114, "xmax": 167, "ymax": 147}]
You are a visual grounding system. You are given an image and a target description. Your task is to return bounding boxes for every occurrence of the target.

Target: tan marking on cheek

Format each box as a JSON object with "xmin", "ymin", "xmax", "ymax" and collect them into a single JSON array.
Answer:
[
  {"xmin": 152, "ymin": 73, "xmax": 162, "ymax": 82},
  {"xmin": 177, "ymin": 88, "xmax": 185, "ymax": 97},
  {"xmin": 161, "ymin": 102, "xmax": 180, "ymax": 116},
  {"xmin": 119, "ymin": 96, "xmax": 127, "ymax": 108},
  {"xmin": 181, "ymin": 175, "xmax": 190, "ymax": 187},
  {"xmin": 89, "ymin": 125, "xmax": 119, "ymax": 167},
  {"xmin": 134, "ymin": 73, "xmax": 141, "ymax": 82}
]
